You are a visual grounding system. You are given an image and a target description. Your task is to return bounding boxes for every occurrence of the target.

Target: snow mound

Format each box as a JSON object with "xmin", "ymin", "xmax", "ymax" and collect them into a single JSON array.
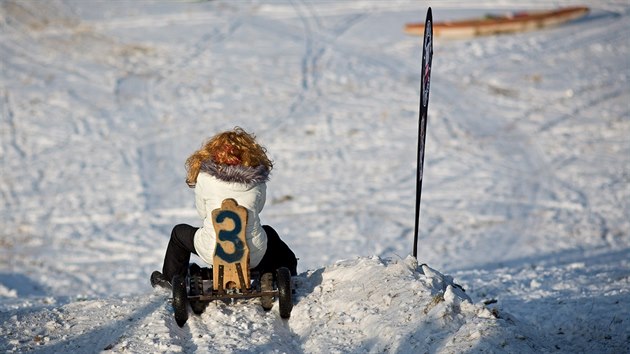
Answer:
[
  {"xmin": 1, "ymin": 257, "xmax": 537, "ymax": 353},
  {"xmin": 292, "ymin": 256, "xmax": 535, "ymax": 353}
]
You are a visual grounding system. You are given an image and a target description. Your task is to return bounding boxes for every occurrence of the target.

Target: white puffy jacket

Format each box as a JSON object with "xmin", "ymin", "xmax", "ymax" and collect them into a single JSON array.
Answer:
[{"xmin": 192, "ymin": 162, "xmax": 269, "ymax": 268}]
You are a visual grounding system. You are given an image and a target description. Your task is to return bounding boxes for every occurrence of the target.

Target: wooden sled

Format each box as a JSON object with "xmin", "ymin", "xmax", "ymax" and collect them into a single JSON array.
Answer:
[
  {"xmin": 171, "ymin": 199, "xmax": 293, "ymax": 327},
  {"xmin": 404, "ymin": 6, "xmax": 589, "ymax": 39}
]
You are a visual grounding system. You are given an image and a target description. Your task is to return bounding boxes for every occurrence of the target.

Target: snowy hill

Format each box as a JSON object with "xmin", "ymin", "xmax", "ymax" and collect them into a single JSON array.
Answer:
[
  {"xmin": 2, "ymin": 257, "xmax": 540, "ymax": 353},
  {"xmin": 1, "ymin": 0, "xmax": 629, "ymax": 353}
]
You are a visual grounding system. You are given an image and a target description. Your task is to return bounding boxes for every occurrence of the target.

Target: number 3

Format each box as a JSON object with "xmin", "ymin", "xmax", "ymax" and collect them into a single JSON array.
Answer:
[{"xmin": 214, "ymin": 210, "xmax": 245, "ymax": 263}]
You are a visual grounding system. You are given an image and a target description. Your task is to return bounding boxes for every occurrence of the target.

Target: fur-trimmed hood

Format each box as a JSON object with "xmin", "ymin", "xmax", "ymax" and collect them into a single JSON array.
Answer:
[{"xmin": 200, "ymin": 160, "xmax": 270, "ymax": 185}]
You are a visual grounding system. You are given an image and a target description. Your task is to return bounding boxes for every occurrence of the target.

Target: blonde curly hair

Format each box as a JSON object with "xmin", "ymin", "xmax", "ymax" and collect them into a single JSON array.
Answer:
[{"xmin": 185, "ymin": 127, "xmax": 273, "ymax": 186}]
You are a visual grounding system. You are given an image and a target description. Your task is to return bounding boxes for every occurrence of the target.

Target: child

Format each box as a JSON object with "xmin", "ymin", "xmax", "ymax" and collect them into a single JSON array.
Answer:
[{"xmin": 151, "ymin": 127, "xmax": 297, "ymax": 289}]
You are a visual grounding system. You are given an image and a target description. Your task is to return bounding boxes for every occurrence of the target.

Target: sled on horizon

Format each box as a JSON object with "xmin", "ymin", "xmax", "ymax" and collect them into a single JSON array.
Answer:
[
  {"xmin": 171, "ymin": 198, "xmax": 293, "ymax": 327},
  {"xmin": 404, "ymin": 6, "xmax": 589, "ymax": 39}
]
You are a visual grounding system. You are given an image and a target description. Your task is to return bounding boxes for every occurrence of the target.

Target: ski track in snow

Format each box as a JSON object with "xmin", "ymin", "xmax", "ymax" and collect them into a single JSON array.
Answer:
[{"xmin": 1, "ymin": 0, "xmax": 629, "ymax": 353}]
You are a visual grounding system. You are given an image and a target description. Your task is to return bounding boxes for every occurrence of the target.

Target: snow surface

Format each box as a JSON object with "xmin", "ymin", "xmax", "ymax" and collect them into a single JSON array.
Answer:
[{"xmin": 1, "ymin": 0, "xmax": 628, "ymax": 353}]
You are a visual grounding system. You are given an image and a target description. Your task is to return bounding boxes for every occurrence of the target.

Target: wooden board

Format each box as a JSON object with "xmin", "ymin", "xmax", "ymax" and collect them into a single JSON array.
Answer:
[
  {"xmin": 404, "ymin": 6, "xmax": 589, "ymax": 39},
  {"xmin": 211, "ymin": 198, "xmax": 250, "ymax": 291}
]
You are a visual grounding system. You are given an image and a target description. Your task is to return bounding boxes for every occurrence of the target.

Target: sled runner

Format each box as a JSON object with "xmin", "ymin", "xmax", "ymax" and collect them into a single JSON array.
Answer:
[
  {"xmin": 404, "ymin": 6, "xmax": 589, "ymax": 39},
  {"xmin": 171, "ymin": 199, "xmax": 293, "ymax": 327}
]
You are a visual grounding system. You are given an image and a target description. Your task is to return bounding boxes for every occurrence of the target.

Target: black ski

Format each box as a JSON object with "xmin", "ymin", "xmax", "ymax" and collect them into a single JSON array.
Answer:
[{"xmin": 413, "ymin": 7, "xmax": 433, "ymax": 259}]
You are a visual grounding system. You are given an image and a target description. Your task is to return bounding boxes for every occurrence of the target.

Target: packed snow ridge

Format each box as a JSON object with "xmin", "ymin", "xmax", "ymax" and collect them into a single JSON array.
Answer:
[{"xmin": 1, "ymin": 256, "xmax": 537, "ymax": 353}]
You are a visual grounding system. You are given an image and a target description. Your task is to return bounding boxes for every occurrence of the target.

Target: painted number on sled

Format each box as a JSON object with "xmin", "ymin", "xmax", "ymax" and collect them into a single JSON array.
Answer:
[
  {"xmin": 211, "ymin": 199, "xmax": 250, "ymax": 290},
  {"xmin": 214, "ymin": 210, "xmax": 245, "ymax": 262}
]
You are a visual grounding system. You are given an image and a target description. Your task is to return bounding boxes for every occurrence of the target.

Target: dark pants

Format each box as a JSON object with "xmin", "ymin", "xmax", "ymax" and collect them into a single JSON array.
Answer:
[
  {"xmin": 162, "ymin": 224, "xmax": 199, "ymax": 281},
  {"xmin": 253, "ymin": 225, "xmax": 298, "ymax": 276},
  {"xmin": 161, "ymin": 224, "xmax": 297, "ymax": 281}
]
